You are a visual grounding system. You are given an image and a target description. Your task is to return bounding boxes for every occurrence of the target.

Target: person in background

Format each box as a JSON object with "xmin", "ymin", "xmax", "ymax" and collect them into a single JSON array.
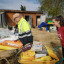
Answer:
[
  {"xmin": 52, "ymin": 15, "xmax": 64, "ymax": 58},
  {"xmin": 13, "ymin": 13, "xmax": 33, "ymax": 46}
]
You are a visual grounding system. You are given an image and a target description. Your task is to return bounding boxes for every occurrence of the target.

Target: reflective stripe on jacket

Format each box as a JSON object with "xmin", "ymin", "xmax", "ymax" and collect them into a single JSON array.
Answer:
[{"xmin": 18, "ymin": 17, "xmax": 32, "ymax": 38}]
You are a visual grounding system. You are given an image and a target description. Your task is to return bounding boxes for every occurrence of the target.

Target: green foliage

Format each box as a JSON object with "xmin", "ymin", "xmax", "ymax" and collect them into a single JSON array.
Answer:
[
  {"xmin": 38, "ymin": 0, "xmax": 64, "ymax": 17},
  {"xmin": 20, "ymin": 5, "xmax": 26, "ymax": 11}
]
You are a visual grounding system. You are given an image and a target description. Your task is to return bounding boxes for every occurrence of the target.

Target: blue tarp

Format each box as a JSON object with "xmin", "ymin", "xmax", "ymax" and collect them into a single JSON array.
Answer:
[{"xmin": 38, "ymin": 22, "xmax": 49, "ymax": 31}]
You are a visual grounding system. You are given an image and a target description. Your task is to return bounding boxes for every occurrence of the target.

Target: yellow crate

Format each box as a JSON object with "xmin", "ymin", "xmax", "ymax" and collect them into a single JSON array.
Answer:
[
  {"xmin": 19, "ymin": 60, "xmax": 58, "ymax": 64},
  {"xmin": 48, "ymin": 22, "xmax": 53, "ymax": 24}
]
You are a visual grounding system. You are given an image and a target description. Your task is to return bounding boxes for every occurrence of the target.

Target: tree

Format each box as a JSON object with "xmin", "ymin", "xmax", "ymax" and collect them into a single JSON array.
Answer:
[
  {"xmin": 38, "ymin": 0, "xmax": 64, "ymax": 17},
  {"xmin": 20, "ymin": 5, "xmax": 26, "ymax": 11}
]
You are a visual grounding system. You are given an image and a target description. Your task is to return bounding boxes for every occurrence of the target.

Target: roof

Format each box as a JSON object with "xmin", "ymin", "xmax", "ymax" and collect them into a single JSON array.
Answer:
[{"xmin": 0, "ymin": 9, "xmax": 43, "ymax": 14}]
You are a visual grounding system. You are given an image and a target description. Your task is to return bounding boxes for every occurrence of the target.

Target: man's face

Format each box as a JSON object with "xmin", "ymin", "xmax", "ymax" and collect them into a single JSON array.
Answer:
[{"xmin": 15, "ymin": 17, "xmax": 21, "ymax": 24}]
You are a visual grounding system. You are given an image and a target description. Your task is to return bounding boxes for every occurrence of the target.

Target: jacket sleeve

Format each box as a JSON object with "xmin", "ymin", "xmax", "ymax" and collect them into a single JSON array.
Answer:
[
  {"xmin": 63, "ymin": 27, "xmax": 64, "ymax": 34},
  {"xmin": 61, "ymin": 27, "xmax": 64, "ymax": 40}
]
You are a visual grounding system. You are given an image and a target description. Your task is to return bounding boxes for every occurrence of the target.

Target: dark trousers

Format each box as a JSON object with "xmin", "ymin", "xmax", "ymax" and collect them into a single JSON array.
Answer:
[
  {"xmin": 19, "ymin": 36, "xmax": 33, "ymax": 46},
  {"xmin": 62, "ymin": 47, "xmax": 64, "ymax": 58}
]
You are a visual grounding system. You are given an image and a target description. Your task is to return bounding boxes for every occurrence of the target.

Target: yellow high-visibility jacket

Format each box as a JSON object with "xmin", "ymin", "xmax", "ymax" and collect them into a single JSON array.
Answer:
[
  {"xmin": 18, "ymin": 18, "xmax": 30, "ymax": 33},
  {"xmin": 18, "ymin": 17, "xmax": 33, "ymax": 45}
]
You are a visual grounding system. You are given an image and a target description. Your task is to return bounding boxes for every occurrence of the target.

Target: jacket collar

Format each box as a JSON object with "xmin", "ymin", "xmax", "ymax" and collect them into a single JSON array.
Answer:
[{"xmin": 18, "ymin": 17, "xmax": 24, "ymax": 24}]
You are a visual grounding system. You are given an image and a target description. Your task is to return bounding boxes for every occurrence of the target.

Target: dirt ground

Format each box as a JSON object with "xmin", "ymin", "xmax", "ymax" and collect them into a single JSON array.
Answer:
[{"xmin": 31, "ymin": 28, "xmax": 63, "ymax": 60}]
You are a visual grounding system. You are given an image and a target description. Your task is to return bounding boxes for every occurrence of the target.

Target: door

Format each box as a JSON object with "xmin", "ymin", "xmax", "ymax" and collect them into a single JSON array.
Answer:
[
  {"xmin": 36, "ymin": 16, "xmax": 40, "ymax": 26},
  {"xmin": 0, "ymin": 14, "xmax": 2, "ymax": 27},
  {"xmin": 0, "ymin": 12, "xmax": 6, "ymax": 28},
  {"xmin": 25, "ymin": 15, "xmax": 32, "ymax": 27}
]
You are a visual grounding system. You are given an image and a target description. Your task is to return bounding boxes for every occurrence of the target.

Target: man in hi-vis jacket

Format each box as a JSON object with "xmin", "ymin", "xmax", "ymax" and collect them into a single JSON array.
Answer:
[{"xmin": 13, "ymin": 13, "xmax": 33, "ymax": 46}]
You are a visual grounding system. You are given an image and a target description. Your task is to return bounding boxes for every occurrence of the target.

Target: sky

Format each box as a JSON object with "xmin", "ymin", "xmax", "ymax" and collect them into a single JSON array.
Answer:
[{"xmin": 0, "ymin": 0, "xmax": 40, "ymax": 11}]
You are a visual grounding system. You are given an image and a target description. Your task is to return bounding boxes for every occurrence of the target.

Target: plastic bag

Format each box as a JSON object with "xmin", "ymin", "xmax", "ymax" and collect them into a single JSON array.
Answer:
[
  {"xmin": 2, "ymin": 40, "xmax": 23, "ymax": 48},
  {"xmin": 20, "ymin": 50, "xmax": 35, "ymax": 61}
]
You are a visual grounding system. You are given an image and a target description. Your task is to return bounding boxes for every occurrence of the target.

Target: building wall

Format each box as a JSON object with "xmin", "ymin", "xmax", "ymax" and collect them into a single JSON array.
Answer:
[
  {"xmin": 6, "ymin": 13, "xmax": 15, "ymax": 26},
  {"xmin": 6, "ymin": 12, "xmax": 42, "ymax": 27}
]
